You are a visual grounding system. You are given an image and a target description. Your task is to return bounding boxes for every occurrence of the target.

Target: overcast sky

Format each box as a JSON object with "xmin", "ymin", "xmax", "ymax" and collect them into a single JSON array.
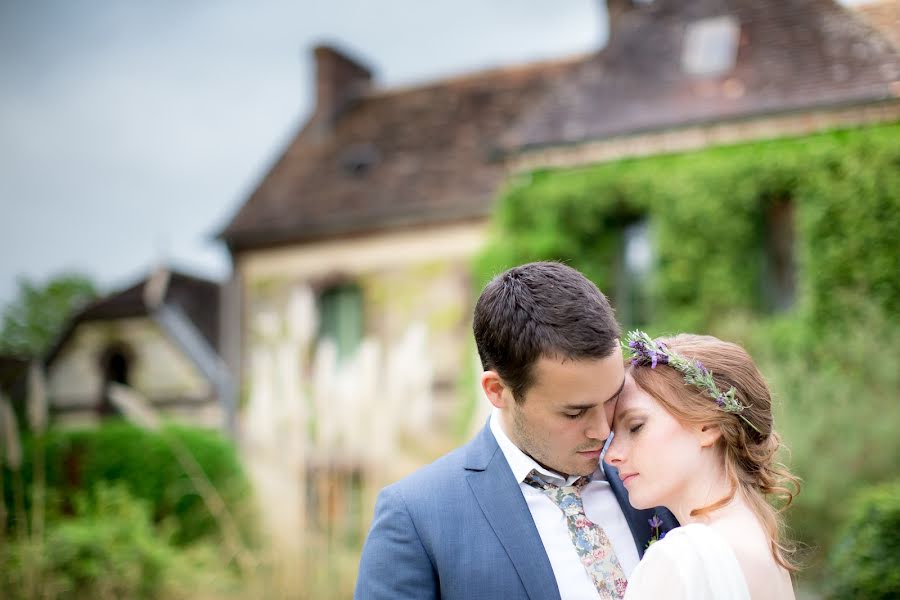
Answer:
[{"xmin": 0, "ymin": 0, "xmax": 868, "ymax": 310}]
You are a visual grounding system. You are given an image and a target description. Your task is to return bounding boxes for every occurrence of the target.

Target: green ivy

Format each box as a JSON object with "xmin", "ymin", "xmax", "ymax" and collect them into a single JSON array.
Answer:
[{"xmin": 476, "ymin": 123, "xmax": 900, "ymax": 332}]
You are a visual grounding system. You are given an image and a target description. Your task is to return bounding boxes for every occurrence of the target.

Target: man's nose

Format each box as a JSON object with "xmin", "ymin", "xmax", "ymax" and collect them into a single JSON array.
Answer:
[{"xmin": 585, "ymin": 411, "xmax": 611, "ymax": 441}]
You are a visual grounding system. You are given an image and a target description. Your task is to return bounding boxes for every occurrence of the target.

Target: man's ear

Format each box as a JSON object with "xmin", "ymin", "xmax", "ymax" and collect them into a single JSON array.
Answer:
[
  {"xmin": 696, "ymin": 423, "xmax": 723, "ymax": 448},
  {"xmin": 481, "ymin": 371, "xmax": 509, "ymax": 409}
]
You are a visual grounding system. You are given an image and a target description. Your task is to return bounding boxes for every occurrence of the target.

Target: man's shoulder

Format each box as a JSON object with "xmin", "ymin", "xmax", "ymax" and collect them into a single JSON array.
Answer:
[
  {"xmin": 386, "ymin": 443, "xmax": 471, "ymax": 496},
  {"xmin": 381, "ymin": 427, "xmax": 499, "ymax": 507}
]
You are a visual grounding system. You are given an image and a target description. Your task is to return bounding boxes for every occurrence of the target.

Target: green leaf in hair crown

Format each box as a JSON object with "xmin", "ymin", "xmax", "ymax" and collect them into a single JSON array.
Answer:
[{"xmin": 623, "ymin": 330, "xmax": 761, "ymax": 434}]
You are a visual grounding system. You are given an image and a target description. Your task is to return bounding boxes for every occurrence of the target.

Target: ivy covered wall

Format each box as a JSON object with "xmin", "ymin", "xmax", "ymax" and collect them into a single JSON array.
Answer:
[{"xmin": 476, "ymin": 123, "xmax": 899, "ymax": 333}]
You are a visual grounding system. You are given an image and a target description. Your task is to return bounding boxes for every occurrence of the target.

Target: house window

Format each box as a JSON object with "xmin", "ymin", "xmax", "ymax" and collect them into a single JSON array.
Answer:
[
  {"xmin": 616, "ymin": 218, "xmax": 654, "ymax": 327},
  {"xmin": 762, "ymin": 198, "xmax": 796, "ymax": 312},
  {"xmin": 317, "ymin": 283, "xmax": 363, "ymax": 361},
  {"xmin": 682, "ymin": 16, "xmax": 740, "ymax": 76}
]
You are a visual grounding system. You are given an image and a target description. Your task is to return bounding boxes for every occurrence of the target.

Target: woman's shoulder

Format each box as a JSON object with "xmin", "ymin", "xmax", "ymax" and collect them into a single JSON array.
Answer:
[
  {"xmin": 710, "ymin": 520, "xmax": 797, "ymax": 600},
  {"xmin": 624, "ymin": 524, "xmax": 750, "ymax": 600}
]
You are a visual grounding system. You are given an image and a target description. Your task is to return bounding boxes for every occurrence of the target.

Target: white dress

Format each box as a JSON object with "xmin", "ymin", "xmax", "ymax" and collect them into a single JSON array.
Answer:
[{"xmin": 624, "ymin": 523, "xmax": 751, "ymax": 600}]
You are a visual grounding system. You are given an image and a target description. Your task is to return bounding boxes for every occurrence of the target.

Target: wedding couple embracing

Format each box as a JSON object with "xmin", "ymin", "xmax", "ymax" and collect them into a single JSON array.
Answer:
[{"xmin": 355, "ymin": 262, "xmax": 799, "ymax": 599}]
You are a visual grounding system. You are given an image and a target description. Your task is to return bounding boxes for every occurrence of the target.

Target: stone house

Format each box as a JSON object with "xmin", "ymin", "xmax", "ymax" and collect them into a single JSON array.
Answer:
[{"xmin": 217, "ymin": 0, "xmax": 899, "ymax": 557}]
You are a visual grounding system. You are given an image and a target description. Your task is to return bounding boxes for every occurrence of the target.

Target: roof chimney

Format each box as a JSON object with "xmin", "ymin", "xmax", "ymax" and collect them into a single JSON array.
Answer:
[
  {"xmin": 606, "ymin": 0, "xmax": 635, "ymax": 23},
  {"xmin": 604, "ymin": 0, "xmax": 650, "ymax": 49},
  {"xmin": 312, "ymin": 44, "xmax": 373, "ymax": 128}
]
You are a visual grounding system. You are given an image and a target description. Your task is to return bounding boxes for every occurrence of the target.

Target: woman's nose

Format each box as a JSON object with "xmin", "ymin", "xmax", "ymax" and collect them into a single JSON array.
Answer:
[{"xmin": 605, "ymin": 435, "xmax": 623, "ymax": 464}]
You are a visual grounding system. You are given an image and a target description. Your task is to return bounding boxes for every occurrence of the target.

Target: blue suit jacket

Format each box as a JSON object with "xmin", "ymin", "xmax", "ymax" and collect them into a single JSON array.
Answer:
[{"xmin": 355, "ymin": 422, "xmax": 678, "ymax": 599}]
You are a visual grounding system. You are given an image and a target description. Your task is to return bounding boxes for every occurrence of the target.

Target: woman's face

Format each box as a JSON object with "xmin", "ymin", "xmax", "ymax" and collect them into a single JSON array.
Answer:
[{"xmin": 605, "ymin": 372, "xmax": 709, "ymax": 511}]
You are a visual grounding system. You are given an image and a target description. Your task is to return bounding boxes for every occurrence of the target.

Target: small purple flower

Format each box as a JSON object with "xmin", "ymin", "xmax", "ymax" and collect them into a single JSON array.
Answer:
[
  {"xmin": 650, "ymin": 352, "xmax": 659, "ymax": 369},
  {"xmin": 716, "ymin": 394, "xmax": 726, "ymax": 407},
  {"xmin": 695, "ymin": 360, "xmax": 709, "ymax": 376},
  {"xmin": 648, "ymin": 515, "xmax": 663, "ymax": 529}
]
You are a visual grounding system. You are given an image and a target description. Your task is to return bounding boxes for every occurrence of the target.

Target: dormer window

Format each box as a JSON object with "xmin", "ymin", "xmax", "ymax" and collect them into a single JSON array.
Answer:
[
  {"xmin": 340, "ymin": 143, "xmax": 378, "ymax": 177},
  {"xmin": 682, "ymin": 16, "xmax": 740, "ymax": 76}
]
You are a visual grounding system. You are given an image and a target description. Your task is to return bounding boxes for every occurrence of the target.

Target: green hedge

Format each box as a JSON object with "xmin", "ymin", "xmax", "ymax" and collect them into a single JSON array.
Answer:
[
  {"xmin": 3, "ymin": 421, "xmax": 250, "ymax": 546},
  {"xmin": 827, "ymin": 480, "xmax": 900, "ymax": 599},
  {"xmin": 476, "ymin": 123, "xmax": 900, "ymax": 331}
]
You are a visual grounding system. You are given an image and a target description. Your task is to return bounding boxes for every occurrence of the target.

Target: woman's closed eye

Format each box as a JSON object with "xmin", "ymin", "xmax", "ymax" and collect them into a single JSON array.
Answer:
[{"xmin": 629, "ymin": 422, "xmax": 644, "ymax": 434}]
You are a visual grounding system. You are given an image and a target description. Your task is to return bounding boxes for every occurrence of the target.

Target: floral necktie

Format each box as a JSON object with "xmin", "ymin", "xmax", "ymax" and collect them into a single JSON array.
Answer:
[{"xmin": 524, "ymin": 470, "xmax": 627, "ymax": 599}]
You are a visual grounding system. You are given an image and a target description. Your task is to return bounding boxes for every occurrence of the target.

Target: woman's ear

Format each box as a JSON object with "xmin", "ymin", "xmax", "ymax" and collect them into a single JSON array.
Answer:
[
  {"xmin": 696, "ymin": 423, "xmax": 723, "ymax": 448},
  {"xmin": 481, "ymin": 371, "xmax": 509, "ymax": 409}
]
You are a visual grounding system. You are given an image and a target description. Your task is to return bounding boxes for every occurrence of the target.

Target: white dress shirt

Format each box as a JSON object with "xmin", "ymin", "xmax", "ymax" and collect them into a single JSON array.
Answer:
[{"xmin": 490, "ymin": 409, "xmax": 640, "ymax": 599}]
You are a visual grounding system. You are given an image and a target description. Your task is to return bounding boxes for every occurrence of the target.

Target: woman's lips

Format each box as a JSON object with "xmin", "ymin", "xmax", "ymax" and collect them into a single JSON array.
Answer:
[{"xmin": 620, "ymin": 473, "xmax": 639, "ymax": 486}]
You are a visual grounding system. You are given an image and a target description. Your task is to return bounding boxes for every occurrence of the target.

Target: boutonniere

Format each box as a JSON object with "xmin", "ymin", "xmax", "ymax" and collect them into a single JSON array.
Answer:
[{"xmin": 646, "ymin": 513, "xmax": 665, "ymax": 548}]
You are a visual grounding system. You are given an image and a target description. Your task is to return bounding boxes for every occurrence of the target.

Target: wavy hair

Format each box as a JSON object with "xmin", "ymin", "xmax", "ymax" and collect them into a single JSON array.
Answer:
[{"xmin": 629, "ymin": 334, "xmax": 801, "ymax": 572}]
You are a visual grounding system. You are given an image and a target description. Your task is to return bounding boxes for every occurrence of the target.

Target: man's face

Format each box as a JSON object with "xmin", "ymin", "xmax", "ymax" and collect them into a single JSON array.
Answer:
[{"xmin": 500, "ymin": 346, "xmax": 626, "ymax": 477}]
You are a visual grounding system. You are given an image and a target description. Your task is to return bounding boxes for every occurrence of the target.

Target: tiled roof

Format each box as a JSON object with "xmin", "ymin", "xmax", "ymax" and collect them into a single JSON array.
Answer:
[
  {"xmin": 221, "ymin": 0, "xmax": 900, "ymax": 251},
  {"xmin": 221, "ymin": 57, "xmax": 580, "ymax": 251},
  {"xmin": 500, "ymin": 0, "xmax": 900, "ymax": 152},
  {"xmin": 46, "ymin": 270, "xmax": 221, "ymax": 364}
]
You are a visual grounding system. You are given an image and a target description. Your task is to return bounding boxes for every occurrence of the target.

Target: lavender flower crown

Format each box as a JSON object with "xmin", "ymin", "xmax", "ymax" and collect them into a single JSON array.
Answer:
[{"xmin": 623, "ymin": 330, "xmax": 761, "ymax": 434}]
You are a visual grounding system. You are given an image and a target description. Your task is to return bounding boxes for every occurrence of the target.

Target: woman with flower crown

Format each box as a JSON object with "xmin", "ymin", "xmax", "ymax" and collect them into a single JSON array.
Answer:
[{"xmin": 606, "ymin": 331, "xmax": 800, "ymax": 599}]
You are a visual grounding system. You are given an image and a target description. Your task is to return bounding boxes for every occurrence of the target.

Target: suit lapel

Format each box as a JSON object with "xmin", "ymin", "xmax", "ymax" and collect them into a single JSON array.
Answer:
[{"xmin": 465, "ymin": 424, "xmax": 561, "ymax": 600}]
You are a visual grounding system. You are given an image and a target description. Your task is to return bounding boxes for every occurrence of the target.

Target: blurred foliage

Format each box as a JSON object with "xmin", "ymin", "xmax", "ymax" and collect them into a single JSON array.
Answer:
[
  {"xmin": 716, "ymin": 303, "xmax": 900, "ymax": 572},
  {"xmin": 3, "ymin": 483, "xmax": 174, "ymax": 599},
  {"xmin": 826, "ymin": 479, "xmax": 900, "ymax": 600},
  {"xmin": 0, "ymin": 273, "xmax": 97, "ymax": 359},
  {"xmin": 474, "ymin": 123, "xmax": 900, "ymax": 588},
  {"xmin": 475, "ymin": 123, "xmax": 899, "ymax": 333},
  {"xmin": 3, "ymin": 421, "xmax": 251, "ymax": 547},
  {"xmin": 1, "ymin": 483, "xmax": 241, "ymax": 600}
]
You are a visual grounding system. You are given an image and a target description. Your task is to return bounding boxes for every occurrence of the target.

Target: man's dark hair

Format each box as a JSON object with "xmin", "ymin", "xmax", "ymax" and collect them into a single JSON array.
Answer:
[{"xmin": 473, "ymin": 262, "xmax": 621, "ymax": 402}]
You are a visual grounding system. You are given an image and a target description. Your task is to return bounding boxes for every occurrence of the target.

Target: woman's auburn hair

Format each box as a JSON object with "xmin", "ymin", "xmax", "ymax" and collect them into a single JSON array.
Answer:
[{"xmin": 628, "ymin": 333, "xmax": 801, "ymax": 572}]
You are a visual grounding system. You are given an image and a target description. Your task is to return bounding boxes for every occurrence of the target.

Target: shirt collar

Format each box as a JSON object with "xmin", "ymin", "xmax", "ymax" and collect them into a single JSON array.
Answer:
[{"xmin": 490, "ymin": 407, "xmax": 605, "ymax": 486}]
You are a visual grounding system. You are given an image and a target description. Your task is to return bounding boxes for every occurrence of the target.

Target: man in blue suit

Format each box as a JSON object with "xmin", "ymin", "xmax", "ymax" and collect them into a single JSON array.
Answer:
[{"xmin": 355, "ymin": 262, "xmax": 676, "ymax": 599}]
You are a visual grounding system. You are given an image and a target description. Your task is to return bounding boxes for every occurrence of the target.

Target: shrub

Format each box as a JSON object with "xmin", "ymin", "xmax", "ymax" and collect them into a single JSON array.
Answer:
[
  {"xmin": 826, "ymin": 480, "xmax": 900, "ymax": 600},
  {"xmin": 1, "ymin": 484, "xmax": 243, "ymax": 600},
  {"xmin": 2, "ymin": 484, "xmax": 175, "ymax": 599},
  {"xmin": 4, "ymin": 421, "xmax": 251, "ymax": 546}
]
